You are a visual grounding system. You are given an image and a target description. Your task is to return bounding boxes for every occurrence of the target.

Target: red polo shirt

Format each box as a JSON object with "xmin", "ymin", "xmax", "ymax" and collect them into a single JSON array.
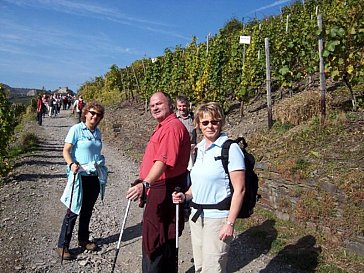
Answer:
[{"xmin": 139, "ymin": 113, "xmax": 190, "ymax": 181}]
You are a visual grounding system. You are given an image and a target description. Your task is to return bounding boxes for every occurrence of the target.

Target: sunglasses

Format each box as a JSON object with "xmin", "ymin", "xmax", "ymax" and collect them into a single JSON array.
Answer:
[
  {"xmin": 88, "ymin": 110, "xmax": 103, "ymax": 118},
  {"xmin": 200, "ymin": 120, "xmax": 220, "ymax": 126}
]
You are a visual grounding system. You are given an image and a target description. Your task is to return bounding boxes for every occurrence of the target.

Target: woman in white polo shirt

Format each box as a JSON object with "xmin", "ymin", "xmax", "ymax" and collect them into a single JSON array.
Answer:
[{"xmin": 173, "ymin": 102, "xmax": 246, "ymax": 273}]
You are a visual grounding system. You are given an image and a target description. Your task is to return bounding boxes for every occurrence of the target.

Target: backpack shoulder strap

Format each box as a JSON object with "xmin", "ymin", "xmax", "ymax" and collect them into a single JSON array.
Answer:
[
  {"xmin": 220, "ymin": 139, "xmax": 235, "ymax": 175},
  {"xmin": 191, "ymin": 146, "xmax": 198, "ymax": 166}
]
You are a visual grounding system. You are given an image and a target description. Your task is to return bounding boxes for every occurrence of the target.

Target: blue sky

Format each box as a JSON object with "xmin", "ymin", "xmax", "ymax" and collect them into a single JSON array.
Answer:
[{"xmin": 0, "ymin": 0, "xmax": 292, "ymax": 92}]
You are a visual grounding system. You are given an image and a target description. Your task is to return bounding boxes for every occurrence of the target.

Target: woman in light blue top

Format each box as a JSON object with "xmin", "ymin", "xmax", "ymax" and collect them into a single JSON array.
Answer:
[
  {"xmin": 56, "ymin": 101, "xmax": 106, "ymax": 260},
  {"xmin": 173, "ymin": 102, "xmax": 246, "ymax": 273}
]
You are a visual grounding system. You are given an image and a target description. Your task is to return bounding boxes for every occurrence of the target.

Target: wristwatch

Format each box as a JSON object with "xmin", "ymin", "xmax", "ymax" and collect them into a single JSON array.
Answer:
[
  {"xmin": 226, "ymin": 220, "xmax": 235, "ymax": 227},
  {"xmin": 69, "ymin": 161, "xmax": 79, "ymax": 169},
  {"xmin": 143, "ymin": 181, "xmax": 150, "ymax": 189}
]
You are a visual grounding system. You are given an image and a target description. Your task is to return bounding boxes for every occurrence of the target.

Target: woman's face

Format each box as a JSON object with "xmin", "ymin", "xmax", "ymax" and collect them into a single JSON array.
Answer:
[
  {"xmin": 199, "ymin": 112, "xmax": 222, "ymax": 142},
  {"xmin": 85, "ymin": 108, "xmax": 103, "ymax": 129}
]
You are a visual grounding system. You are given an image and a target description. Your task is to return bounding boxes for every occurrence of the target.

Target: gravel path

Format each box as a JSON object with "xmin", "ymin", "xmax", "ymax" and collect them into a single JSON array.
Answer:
[{"xmin": 0, "ymin": 109, "xmax": 303, "ymax": 273}]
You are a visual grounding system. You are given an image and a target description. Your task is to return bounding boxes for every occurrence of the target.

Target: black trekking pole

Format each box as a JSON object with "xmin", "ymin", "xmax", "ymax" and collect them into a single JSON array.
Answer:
[
  {"xmin": 61, "ymin": 172, "xmax": 77, "ymax": 264},
  {"xmin": 111, "ymin": 199, "xmax": 131, "ymax": 273},
  {"xmin": 175, "ymin": 186, "xmax": 181, "ymax": 273}
]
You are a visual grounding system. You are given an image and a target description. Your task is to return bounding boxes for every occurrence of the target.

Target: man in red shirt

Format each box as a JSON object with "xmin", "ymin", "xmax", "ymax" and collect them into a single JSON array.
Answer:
[{"xmin": 127, "ymin": 91, "xmax": 190, "ymax": 273}]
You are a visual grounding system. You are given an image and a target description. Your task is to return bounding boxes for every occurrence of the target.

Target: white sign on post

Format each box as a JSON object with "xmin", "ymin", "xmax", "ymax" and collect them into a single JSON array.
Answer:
[{"xmin": 239, "ymin": 35, "xmax": 251, "ymax": 44}]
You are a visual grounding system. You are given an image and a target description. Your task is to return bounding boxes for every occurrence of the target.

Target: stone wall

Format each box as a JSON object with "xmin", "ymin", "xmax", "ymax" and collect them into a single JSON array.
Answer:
[{"xmin": 255, "ymin": 161, "xmax": 364, "ymax": 256}]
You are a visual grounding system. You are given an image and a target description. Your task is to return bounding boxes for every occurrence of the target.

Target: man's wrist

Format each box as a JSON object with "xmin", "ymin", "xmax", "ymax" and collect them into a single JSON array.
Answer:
[{"xmin": 143, "ymin": 181, "xmax": 150, "ymax": 189}]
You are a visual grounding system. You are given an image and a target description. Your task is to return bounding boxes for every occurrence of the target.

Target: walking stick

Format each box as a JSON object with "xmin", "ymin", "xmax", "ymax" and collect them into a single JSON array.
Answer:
[
  {"xmin": 111, "ymin": 199, "xmax": 131, "ymax": 273},
  {"xmin": 175, "ymin": 187, "xmax": 181, "ymax": 273},
  {"xmin": 61, "ymin": 172, "xmax": 77, "ymax": 264}
]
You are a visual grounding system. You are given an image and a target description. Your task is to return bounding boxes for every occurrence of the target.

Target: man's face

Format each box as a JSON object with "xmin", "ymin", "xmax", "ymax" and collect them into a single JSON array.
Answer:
[
  {"xmin": 176, "ymin": 100, "xmax": 188, "ymax": 117},
  {"xmin": 149, "ymin": 93, "xmax": 172, "ymax": 122}
]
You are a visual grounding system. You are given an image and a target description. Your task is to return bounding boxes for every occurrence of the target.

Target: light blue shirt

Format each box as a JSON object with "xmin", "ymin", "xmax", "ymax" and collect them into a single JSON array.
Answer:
[
  {"xmin": 190, "ymin": 133, "xmax": 245, "ymax": 218},
  {"xmin": 60, "ymin": 122, "xmax": 107, "ymax": 215},
  {"xmin": 65, "ymin": 122, "xmax": 102, "ymax": 164}
]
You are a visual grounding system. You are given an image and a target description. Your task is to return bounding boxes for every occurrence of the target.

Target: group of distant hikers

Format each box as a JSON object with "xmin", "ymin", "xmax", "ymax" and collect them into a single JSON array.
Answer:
[
  {"xmin": 36, "ymin": 94, "xmax": 84, "ymax": 125},
  {"xmin": 49, "ymin": 92, "xmax": 253, "ymax": 273}
]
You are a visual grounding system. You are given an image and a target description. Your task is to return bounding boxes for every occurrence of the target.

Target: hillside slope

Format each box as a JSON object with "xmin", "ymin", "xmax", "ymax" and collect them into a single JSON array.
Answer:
[{"xmin": 101, "ymin": 83, "xmax": 363, "ymax": 271}]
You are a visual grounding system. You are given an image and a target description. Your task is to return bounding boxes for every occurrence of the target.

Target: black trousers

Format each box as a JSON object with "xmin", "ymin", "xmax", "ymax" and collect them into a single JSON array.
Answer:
[
  {"xmin": 37, "ymin": 111, "xmax": 42, "ymax": 125},
  {"xmin": 57, "ymin": 176, "xmax": 100, "ymax": 247},
  {"xmin": 142, "ymin": 239, "xmax": 177, "ymax": 273}
]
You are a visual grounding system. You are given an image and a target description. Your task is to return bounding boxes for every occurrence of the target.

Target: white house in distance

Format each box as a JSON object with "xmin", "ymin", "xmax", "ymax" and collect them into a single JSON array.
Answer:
[
  {"xmin": 26, "ymin": 89, "xmax": 37, "ymax": 96},
  {"xmin": 53, "ymin": 87, "xmax": 74, "ymax": 95}
]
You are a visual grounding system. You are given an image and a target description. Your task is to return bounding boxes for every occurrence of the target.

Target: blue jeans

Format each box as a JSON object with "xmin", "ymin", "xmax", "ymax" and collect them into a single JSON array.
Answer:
[
  {"xmin": 57, "ymin": 176, "xmax": 100, "ymax": 248},
  {"xmin": 52, "ymin": 105, "xmax": 58, "ymax": 116}
]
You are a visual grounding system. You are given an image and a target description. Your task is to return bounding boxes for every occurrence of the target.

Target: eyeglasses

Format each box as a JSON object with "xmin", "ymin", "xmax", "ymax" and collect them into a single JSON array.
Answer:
[
  {"xmin": 200, "ymin": 120, "xmax": 220, "ymax": 126},
  {"xmin": 88, "ymin": 110, "xmax": 103, "ymax": 118}
]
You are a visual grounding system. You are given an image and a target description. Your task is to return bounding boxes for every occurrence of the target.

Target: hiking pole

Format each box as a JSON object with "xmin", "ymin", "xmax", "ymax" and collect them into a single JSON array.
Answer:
[
  {"xmin": 175, "ymin": 186, "xmax": 181, "ymax": 273},
  {"xmin": 111, "ymin": 199, "xmax": 131, "ymax": 273},
  {"xmin": 61, "ymin": 172, "xmax": 77, "ymax": 264}
]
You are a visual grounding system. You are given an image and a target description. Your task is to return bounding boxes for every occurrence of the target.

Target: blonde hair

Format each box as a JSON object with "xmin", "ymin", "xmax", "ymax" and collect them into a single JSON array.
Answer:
[{"xmin": 194, "ymin": 102, "xmax": 225, "ymax": 128}]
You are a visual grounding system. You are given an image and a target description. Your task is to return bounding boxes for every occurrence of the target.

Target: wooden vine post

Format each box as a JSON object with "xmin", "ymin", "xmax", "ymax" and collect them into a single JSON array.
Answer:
[
  {"xmin": 206, "ymin": 32, "xmax": 211, "ymax": 54},
  {"xmin": 239, "ymin": 34, "xmax": 251, "ymax": 118},
  {"xmin": 265, "ymin": 38, "xmax": 273, "ymax": 129},
  {"xmin": 120, "ymin": 70, "xmax": 126, "ymax": 101},
  {"xmin": 131, "ymin": 65, "xmax": 141, "ymax": 94},
  {"xmin": 317, "ymin": 14, "xmax": 326, "ymax": 126},
  {"xmin": 125, "ymin": 66, "xmax": 134, "ymax": 102}
]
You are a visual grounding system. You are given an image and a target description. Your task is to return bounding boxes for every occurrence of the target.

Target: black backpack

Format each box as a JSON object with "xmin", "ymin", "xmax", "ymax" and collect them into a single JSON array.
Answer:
[
  {"xmin": 218, "ymin": 137, "xmax": 260, "ymax": 218},
  {"xmin": 190, "ymin": 137, "xmax": 260, "ymax": 222}
]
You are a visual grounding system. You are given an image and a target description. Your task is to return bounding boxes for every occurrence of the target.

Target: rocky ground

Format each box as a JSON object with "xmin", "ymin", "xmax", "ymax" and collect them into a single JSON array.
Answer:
[{"xmin": 0, "ymin": 107, "xmax": 305, "ymax": 273}]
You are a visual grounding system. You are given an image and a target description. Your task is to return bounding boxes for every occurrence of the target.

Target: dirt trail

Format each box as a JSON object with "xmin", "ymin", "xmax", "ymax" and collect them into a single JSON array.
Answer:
[{"xmin": 0, "ymin": 108, "xmax": 303, "ymax": 273}]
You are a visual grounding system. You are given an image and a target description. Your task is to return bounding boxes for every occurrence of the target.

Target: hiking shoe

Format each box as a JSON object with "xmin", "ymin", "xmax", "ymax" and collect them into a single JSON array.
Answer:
[
  {"xmin": 79, "ymin": 240, "xmax": 97, "ymax": 251},
  {"xmin": 56, "ymin": 247, "xmax": 75, "ymax": 260}
]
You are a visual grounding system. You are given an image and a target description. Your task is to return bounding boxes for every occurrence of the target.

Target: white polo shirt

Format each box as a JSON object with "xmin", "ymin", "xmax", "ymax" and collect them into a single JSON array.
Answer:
[{"xmin": 190, "ymin": 133, "xmax": 245, "ymax": 218}]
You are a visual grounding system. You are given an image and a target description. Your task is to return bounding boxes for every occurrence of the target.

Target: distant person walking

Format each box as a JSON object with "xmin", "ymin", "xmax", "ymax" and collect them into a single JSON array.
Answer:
[
  {"xmin": 52, "ymin": 95, "xmax": 58, "ymax": 117},
  {"xmin": 62, "ymin": 95, "xmax": 68, "ymax": 110},
  {"xmin": 42, "ymin": 94, "xmax": 48, "ymax": 117},
  {"xmin": 126, "ymin": 91, "xmax": 190, "ymax": 273},
  {"xmin": 56, "ymin": 101, "xmax": 107, "ymax": 260},
  {"xmin": 56, "ymin": 94, "xmax": 61, "ymax": 114},
  {"xmin": 67, "ymin": 94, "xmax": 73, "ymax": 109},
  {"xmin": 48, "ymin": 94, "xmax": 54, "ymax": 117},
  {"xmin": 73, "ymin": 96, "xmax": 84, "ymax": 123},
  {"xmin": 36, "ymin": 95, "xmax": 43, "ymax": 126}
]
